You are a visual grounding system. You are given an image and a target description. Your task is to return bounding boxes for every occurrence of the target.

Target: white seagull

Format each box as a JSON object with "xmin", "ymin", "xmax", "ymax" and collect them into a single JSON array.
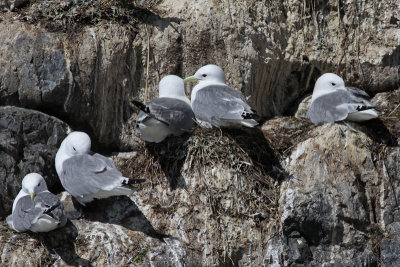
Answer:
[
  {"xmin": 132, "ymin": 75, "xmax": 195, "ymax": 143},
  {"xmin": 308, "ymin": 73, "xmax": 379, "ymax": 125},
  {"xmin": 184, "ymin": 64, "xmax": 259, "ymax": 128},
  {"xmin": 6, "ymin": 173, "xmax": 67, "ymax": 232},
  {"xmin": 55, "ymin": 131, "xmax": 144, "ymax": 205}
]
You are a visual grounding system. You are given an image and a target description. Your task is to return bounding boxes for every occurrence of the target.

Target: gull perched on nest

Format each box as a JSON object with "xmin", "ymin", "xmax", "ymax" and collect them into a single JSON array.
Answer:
[
  {"xmin": 184, "ymin": 64, "xmax": 259, "ymax": 128},
  {"xmin": 6, "ymin": 173, "xmax": 67, "ymax": 232},
  {"xmin": 132, "ymin": 75, "xmax": 195, "ymax": 143},
  {"xmin": 308, "ymin": 73, "xmax": 379, "ymax": 125},
  {"xmin": 55, "ymin": 131, "xmax": 145, "ymax": 205}
]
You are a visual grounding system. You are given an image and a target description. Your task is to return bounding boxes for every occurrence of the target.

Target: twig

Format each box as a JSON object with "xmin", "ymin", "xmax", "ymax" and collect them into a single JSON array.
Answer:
[
  {"xmin": 144, "ymin": 24, "xmax": 151, "ymax": 103},
  {"xmin": 387, "ymin": 103, "xmax": 400, "ymax": 117}
]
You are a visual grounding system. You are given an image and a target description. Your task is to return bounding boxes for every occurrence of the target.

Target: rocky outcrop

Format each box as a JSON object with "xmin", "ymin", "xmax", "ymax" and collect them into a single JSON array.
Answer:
[
  {"xmin": 0, "ymin": 11, "xmax": 137, "ymax": 149},
  {"xmin": 0, "ymin": 106, "xmax": 69, "ymax": 218},
  {"xmin": 0, "ymin": 0, "xmax": 399, "ymax": 266},
  {"xmin": 1, "ymin": 129, "xmax": 279, "ymax": 266},
  {"xmin": 1, "ymin": 0, "xmax": 399, "ymax": 149},
  {"xmin": 268, "ymin": 123, "xmax": 381, "ymax": 266},
  {"xmin": 133, "ymin": 0, "xmax": 400, "ymax": 118},
  {"xmin": 263, "ymin": 88, "xmax": 400, "ymax": 266},
  {"xmin": 1, "ymin": 88, "xmax": 398, "ymax": 265}
]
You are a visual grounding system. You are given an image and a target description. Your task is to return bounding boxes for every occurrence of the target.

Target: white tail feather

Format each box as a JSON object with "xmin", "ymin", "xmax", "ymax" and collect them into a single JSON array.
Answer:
[{"xmin": 346, "ymin": 109, "xmax": 379, "ymax": 122}]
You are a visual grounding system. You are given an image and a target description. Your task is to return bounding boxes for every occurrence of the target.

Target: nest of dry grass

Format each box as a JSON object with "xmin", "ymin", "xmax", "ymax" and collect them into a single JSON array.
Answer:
[
  {"xmin": 16, "ymin": 0, "xmax": 145, "ymax": 32},
  {"xmin": 117, "ymin": 127, "xmax": 281, "ymax": 224}
]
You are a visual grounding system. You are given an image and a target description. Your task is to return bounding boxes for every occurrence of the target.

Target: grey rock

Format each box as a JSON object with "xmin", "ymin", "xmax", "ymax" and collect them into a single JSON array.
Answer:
[
  {"xmin": 0, "ymin": 106, "xmax": 69, "ymax": 218},
  {"xmin": 0, "ymin": 1, "xmax": 399, "ymax": 266},
  {"xmin": 0, "ymin": 129, "xmax": 277, "ymax": 266},
  {"xmin": 1, "ymin": 0, "xmax": 399, "ymax": 150},
  {"xmin": 132, "ymin": 0, "xmax": 400, "ymax": 118},
  {"xmin": 0, "ymin": 13, "xmax": 137, "ymax": 150},
  {"xmin": 381, "ymin": 233, "xmax": 400, "ymax": 267},
  {"xmin": 268, "ymin": 123, "xmax": 381, "ymax": 266},
  {"xmin": 295, "ymin": 95, "xmax": 312, "ymax": 120},
  {"xmin": 0, "ymin": 0, "xmax": 28, "ymax": 10}
]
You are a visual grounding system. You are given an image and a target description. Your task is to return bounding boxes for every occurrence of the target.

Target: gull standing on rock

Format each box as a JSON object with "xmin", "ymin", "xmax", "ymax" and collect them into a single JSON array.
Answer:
[
  {"xmin": 55, "ymin": 131, "xmax": 145, "ymax": 205},
  {"xmin": 132, "ymin": 75, "xmax": 195, "ymax": 143},
  {"xmin": 184, "ymin": 64, "xmax": 259, "ymax": 128},
  {"xmin": 6, "ymin": 173, "xmax": 67, "ymax": 232},
  {"xmin": 308, "ymin": 73, "xmax": 379, "ymax": 125}
]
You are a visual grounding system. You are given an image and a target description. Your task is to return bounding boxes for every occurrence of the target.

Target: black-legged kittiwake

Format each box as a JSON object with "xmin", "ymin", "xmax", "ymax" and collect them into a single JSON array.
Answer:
[
  {"xmin": 6, "ymin": 173, "xmax": 67, "ymax": 232},
  {"xmin": 308, "ymin": 73, "xmax": 379, "ymax": 125},
  {"xmin": 55, "ymin": 131, "xmax": 145, "ymax": 205},
  {"xmin": 132, "ymin": 75, "xmax": 195, "ymax": 143},
  {"xmin": 184, "ymin": 64, "xmax": 259, "ymax": 128}
]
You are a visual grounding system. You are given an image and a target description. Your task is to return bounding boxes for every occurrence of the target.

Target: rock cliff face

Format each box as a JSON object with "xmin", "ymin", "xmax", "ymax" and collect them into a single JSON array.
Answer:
[
  {"xmin": 0, "ymin": 0, "xmax": 399, "ymax": 266},
  {"xmin": 0, "ymin": 106, "xmax": 69, "ymax": 218}
]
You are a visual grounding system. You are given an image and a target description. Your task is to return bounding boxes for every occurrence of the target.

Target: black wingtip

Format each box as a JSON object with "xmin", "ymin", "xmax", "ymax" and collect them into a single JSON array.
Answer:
[
  {"xmin": 131, "ymin": 100, "xmax": 149, "ymax": 113},
  {"xmin": 242, "ymin": 112, "xmax": 261, "ymax": 120},
  {"xmin": 123, "ymin": 178, "xmax": 146, "ymax": 185}
]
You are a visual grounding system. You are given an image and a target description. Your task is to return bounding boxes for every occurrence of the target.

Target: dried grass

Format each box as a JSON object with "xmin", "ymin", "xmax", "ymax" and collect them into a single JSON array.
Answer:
[
  {"xmin": 117, "ymin": 127, "xmax": 281, "ymax": 224},
  {"xmin": 17, "ymin": 0, "xmax": 140, "ymax": 32}
]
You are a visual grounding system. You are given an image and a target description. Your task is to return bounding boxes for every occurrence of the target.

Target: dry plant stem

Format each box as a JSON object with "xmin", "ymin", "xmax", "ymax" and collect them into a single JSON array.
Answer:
[
  {"xmin": 144, "ymin": 24, "xmax": 151, "ymax": 103},
  {"xmin": 387, "ymin": 103, "xmax": 400, "ymax": 117}
]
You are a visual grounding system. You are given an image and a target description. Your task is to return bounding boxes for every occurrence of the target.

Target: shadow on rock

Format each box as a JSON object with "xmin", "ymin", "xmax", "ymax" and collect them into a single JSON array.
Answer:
[
  {"xmin": 36, "ymin": 220, "xmax": 92, "ymax": 267},
  {"xmin": 144, "ymin": 134, "xmax": 191, "ymax": 190},
  {"xmin": 222, "ymin": 127, "xmax": 288, "ymax": 182},
  {"xmin": 79, "ymin": 196, "xmax": 168, "ymax": 241},
  {"xmin": 130, "ymin": 5, "xmax": 185, "ymax": 32},
  {"xmin": 347, "ymin": 119, "xmax": 398, "ymax": 147}
]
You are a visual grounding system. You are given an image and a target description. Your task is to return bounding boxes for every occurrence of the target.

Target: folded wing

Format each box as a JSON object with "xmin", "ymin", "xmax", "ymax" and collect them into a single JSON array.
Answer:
[
  {"xmin": 138, "ymin": 98, "xmax": 195, "ymax": 135},
  {"xmin": 60, "ymin": 153, "xmax": 124, "ymax": 199},
  {"xmin": 192, "ymin": 85, "xmax": 257, "ymax": 127},
  {"xmin": 308, "ymin": 89, "xmax": 377, "ymax": 124}
]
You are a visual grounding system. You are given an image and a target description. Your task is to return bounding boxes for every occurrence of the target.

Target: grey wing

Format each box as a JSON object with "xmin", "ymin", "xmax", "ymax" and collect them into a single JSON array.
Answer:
[
  {"xmin": 12, "ymin": 196, "xmax": 41, "ymax": 232},
  {"xmin": 147, "ymin": 98, "xmax": 195, "ymax": 134},
  {"xmin": 346, "ymin": 87, "xmax": 371, "ymax": 100},
  {"xmin": 93, "ymin": 153, "xmax": 118, "ymax": 169},
  {"xmin": 192, "ymin": 85, "xmax": 253, "ymax": 126},
  {"xmin": 61, "ymin": 154, "xmax": 123, "ymax": 198},
  {"xmin": 35, "ymin": 192, "xmax": 67, "ymax": 226},
  {"xmin": 308, "ymin": 90, "xmax": 374, "ymax": 124}
]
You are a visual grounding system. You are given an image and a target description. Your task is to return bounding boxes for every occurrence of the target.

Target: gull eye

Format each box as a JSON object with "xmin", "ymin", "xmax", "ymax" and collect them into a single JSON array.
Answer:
[
  {"xmin": 331, "ymin": 82, "xmax": 336, "ymax": 86},
  {"xmin": 202, "ymin": 74, "xmax": 207, "ymax": 77},
  {"xmin": 73, "ymin": 147, "xmax": 76, "ymax": 151}
]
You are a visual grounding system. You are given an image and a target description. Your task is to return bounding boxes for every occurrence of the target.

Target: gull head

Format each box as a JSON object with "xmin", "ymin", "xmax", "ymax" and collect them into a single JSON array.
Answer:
[
  {"xmin": 159, "ymin": 75, "xmax": 189, "ymax": 103},
  {"xmin": 184, "ymin": 64, "xmax": 226, "ymax": 84},
  {"xmin": 22, "ymin": 173, "xmax": 47, "ymax": 199},
  {"xmin": 312, "ymin": 73, "xmax": 346, "ymax": 102},
  {"xmin": 63, "ymin": 131, "xmax": 91, "ymax": 156}
]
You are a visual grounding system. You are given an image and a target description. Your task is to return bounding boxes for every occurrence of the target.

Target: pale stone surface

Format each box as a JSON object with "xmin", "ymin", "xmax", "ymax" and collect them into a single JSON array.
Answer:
[
  {"xmin": 0, "ymin": 1, "xmax": 399, "ymax": 266},
  {"xmin": 272, "ymin": 123, "xmax": 379, "ymax": 266}
]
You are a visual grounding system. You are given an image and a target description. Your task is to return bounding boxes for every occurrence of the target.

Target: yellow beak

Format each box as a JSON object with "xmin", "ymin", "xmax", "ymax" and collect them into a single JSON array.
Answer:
[
  {"xmin": 30, "ymin": 193, "xmax": 35, "ymax": 200},
  {"xmin": 183, "ymin": 76, "xmax": 199, "ymax": 83}
]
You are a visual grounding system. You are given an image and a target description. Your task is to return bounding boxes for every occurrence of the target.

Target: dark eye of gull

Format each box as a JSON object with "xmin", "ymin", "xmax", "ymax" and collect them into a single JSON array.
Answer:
[
  {"xmin": 73, "ymin": 147, "xmax": 76, "ymax": 151},
  {"xmin": 331, "ymin": 82, "xmax": 336, "ymax": 86},
  {"xmin": 202, "ymin": 74, "xmax": 207, "ymax": 77}
]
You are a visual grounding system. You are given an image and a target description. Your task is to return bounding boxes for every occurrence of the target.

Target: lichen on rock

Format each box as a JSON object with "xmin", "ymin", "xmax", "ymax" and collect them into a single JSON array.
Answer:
[{"xmin": 0, "ymin": 0, "xmax": 400, "ymax": 266}]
